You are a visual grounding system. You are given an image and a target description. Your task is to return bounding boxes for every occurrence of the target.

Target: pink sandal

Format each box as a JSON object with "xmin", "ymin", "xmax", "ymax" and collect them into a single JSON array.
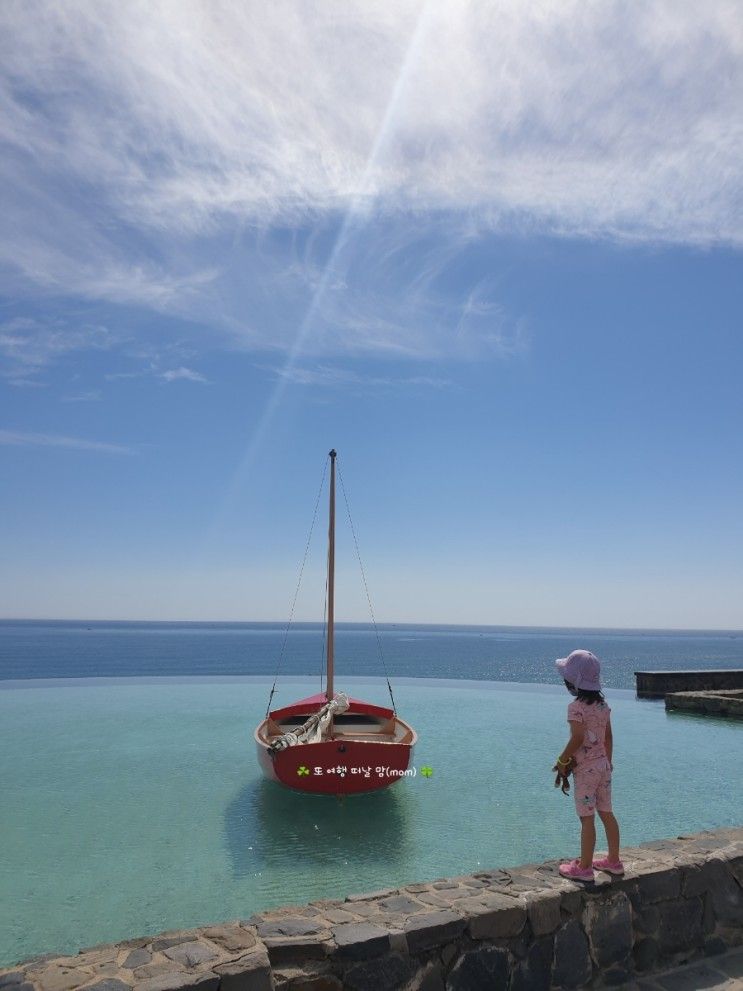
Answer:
[
  {"xmin": 593, "ymin": 856, "xmax": 625, "ymax": 875},
  {"xmin": 559, "ymin": 858, "xmax": 594, "ymax": 881}
]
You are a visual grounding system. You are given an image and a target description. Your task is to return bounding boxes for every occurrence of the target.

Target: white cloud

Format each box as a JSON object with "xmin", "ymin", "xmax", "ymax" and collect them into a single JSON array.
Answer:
[
  {"xmin": 0, "ymin": 317, "xmax": 114, "ymax": 384},
  {"xmin": 2, "ymin": 1, "xmax": 739, "ymax": 241},
  {"xmin": 160, "ymin": 367, "xmax": 209, "ymax": 383},
  {"xmin": 270, "ymin": 363, "xmax": 450, "ymax": 390},
  {"xmin": 0, "ymin": 1, "xmax": 740, "ymax": 357},
  {"xmin": 0, "ymin": 429, "xmax": 135, "ymax": 454},
  {"xmin": 61, "ymin": 390, "xmax": 103, "ymax": 402}
]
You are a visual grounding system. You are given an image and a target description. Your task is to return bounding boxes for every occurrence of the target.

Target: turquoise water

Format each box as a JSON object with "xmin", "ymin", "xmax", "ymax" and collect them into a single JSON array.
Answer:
[{"xmin": 1, "ymin": 676, "xmax": 741, "ymax": 967}]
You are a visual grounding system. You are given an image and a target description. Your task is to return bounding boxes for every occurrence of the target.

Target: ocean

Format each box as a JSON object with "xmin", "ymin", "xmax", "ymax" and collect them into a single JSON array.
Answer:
[{"xmin": 1, "ymin": 620, "xmax": 742, "ymax": 687}]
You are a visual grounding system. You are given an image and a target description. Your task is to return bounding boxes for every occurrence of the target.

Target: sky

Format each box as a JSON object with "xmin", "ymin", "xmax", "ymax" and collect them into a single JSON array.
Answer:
[{"xmin": 1, "ymin": 1, "xmax": 742, "ymax": 628}]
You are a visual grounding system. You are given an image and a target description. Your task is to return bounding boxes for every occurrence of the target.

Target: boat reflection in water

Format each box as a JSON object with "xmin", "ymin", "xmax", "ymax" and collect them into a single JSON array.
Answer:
[{"xmin": 224, "ymin": 777, "xmax": 415, "ymax": 882}]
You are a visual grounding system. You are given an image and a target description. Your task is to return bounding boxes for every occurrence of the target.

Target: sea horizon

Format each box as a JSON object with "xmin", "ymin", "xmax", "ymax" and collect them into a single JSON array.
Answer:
[
  {"xmin": 2, "ymin": 618, "xmax": 742, "ymax": 635},
  {"xmin": 2, "ymin": 620, "xmax": 741, "ymax": 689}
]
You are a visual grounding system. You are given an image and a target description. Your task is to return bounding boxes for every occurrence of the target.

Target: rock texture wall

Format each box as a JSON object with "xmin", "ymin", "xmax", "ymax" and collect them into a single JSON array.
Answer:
[{"xmin": 1, "ymin": 826, "xmax": 742, "ymax": 991}]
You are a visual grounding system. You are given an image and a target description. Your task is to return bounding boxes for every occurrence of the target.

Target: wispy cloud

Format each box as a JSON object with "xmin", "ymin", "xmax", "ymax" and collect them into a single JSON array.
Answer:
[
  {"xmin": 61, "ymin": 390, "xmax": 102, "ymax": 403},
  {"xmin": 0, "ymin": 318, "xmax": 112, "ymax": 379},
  {"xmin": 0, "ymin": 429, "xmax": 135, "ymax": 455},
  {"xmin": 0, "ymin": 316, "xmax": 211, "ymax": 388},
  {"xmin": 2, "ymin": 2, "xmax": 739, "ymax": 243},
  {"xmin": 0, "ymin": 2, "xmax": 740, "ymax": 361},
  {"xmin": 269, "ymin": 362, "xmax": 450, "ymax": 390},
  {"xmin": 160, "ymin": 367, "xmax": 209, "ymax": 383}
]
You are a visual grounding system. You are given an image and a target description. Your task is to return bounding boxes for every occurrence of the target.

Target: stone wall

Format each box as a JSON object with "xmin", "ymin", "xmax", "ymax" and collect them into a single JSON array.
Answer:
[
  {"xmin": 665, "ymin": 689, "xmax": 743, "ymax": 719},
  {"xmin": 1, "ymin": 827, "xmax": 742, "ymax": 991},
  {"xmin": 635, "ymin": 670, "xmax": 743, "ymax": 699}
]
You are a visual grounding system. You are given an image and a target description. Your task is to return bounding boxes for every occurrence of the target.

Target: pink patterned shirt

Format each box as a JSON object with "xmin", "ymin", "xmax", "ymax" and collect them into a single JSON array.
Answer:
[{"xmin": 567, "ymin": 699, "xmax": 611, "ymax": 767}]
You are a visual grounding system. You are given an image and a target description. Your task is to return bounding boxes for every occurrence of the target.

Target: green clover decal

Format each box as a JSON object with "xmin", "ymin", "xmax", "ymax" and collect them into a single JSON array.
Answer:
[
  {"xmin": 297, "ymin": 765, "xmax": 310, "ymax": 776},
  {"xmin": 421, "ymin": 765, "xmax": 434, "ymax": 778}
]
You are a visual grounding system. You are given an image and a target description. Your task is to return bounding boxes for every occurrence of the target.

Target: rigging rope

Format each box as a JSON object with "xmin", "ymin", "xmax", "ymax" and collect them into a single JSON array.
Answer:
[
  {"xmin": 265, "ymin": 457, "xmax": 328, "ymax": 717},
  {"xmin": 337, "ymin": 459, "xmax": 397, "ymax": 713}
]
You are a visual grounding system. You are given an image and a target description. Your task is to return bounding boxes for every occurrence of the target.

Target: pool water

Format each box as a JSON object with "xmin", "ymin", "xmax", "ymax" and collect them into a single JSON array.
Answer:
[{"xmin": 1, "ymin": 676, "xmax": 740, "ymax": 967}]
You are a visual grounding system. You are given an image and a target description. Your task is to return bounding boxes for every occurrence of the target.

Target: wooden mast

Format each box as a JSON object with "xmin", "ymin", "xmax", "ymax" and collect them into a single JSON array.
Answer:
[{"xmin": 326, "ymin": 449, "xmax": 336, "ymax": 701}]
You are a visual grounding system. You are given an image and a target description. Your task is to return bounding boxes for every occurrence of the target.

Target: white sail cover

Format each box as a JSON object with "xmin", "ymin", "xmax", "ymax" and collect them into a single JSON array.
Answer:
[{"xmin": 269, "ymin": 692, "xmax": 350, "ymax": 752}]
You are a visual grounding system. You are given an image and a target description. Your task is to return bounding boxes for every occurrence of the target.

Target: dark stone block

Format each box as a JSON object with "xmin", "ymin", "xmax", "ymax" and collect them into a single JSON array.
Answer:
[
  {"xmin": 343, "ymin": 953, "xmax": 413, "ymax": 991},
  {"xmin": 151, "ymin": 936, "xmax": 197, "ymax": 952},
  {"xmin": 403, "ymin": 912, "xmax": 466, "ymax": 954},
  {"xmin": 215, "ymin": 952, "xmax": 273, "ymax": 991},
  {"xmin": 526, "ymin": 893, "xmax": 561, "ymax": 936},
  {"xmin": 275, "ymin": 972, "xmax": 343, "ymax": 991},
  {"xmin": 633, "ymin": 938, "xmax": 658, "ymax": 972},
  {"xmin": 331, "ymin": 923, "xmax": 390, "ymax": 961},
  {"xmin": 122, "ymin": 950, "xmax": 152, "ymax": 970},
  {"xmin": 346, "ymin": 888, "xmax": 398, "ymax": 903},
  {"xmin": 585, "ymin": 892, "xmax": 633, "ymax": 969},
  {"xmin": 444, "ymin": 946, "xmax": 509, "ymax": 991},
  {"xmin": 263, "ymin": 936, "xmax": 331, "ymax": 966},
  {"xmin": 257, "ymin": 919, "xmax": 328, "ymax": 938},
  {"xmin": 684, "ymin": 859, "xmax": 723, "ymax": 897},
  {"xmin": 201, "ymin": 927, "xmax": 257, "ymax": 954},
  {"xmin": 656, "ymin": 898, "xmax": 704, "ymax": 955},
  {"xmin": 633, "ymin": 904, "xmax": 660, "ymax": 935},
  {"xmin": 686, "ymin": 860, "xmax": 743, "ymax": 925},
  {"xmin": 163, "ymin": 943, "xmax": 218, "ymax": 969},
  {"xmin": 135, "ymin": 974, "xmax": 218, "ymax": 991},
  {"xmin": 553, "ymin": 920, "xmax": 592, "ymax": 988},
  {"xmin": 0, "ymin": 974, "xmax": 23, "ymax": 988},
  {"xmin": 466, "ymin": 894, "xmax": 527, "ymax": 940},
  {"xmin": 510, "ymin": 936, "xmax": 553, "ymax": 991},
  {"xmin": 378, "ymin": 896, "xmax": 424, "ymax": 914},
  {"xmin": 703, "ymin": 936, "xmax": 728, "ymax": 956},
  {"xmin": 85, "ymin": 982, "xmax": 132, "ymax": 991},
  {"xmin": 638, "ymin": 839, "xmax": 679, "ymax": 852},
  {"xmin": 412, "ymin": 962, "xmax": 445, "ymax": 991},
  {"xmin": 634, "ymin": 869, "xmax": 682, "ymax": 903},
  {"xmin": 603, "ymin": 966, "xmax": 633, "ymax": 986},
  {"xmin": 559, "ymin": 889, "xmax": 583, "ymax": 917},
  {"xmin": 730, "ymin": 855, "xmax": 743, "ymax": 887}
]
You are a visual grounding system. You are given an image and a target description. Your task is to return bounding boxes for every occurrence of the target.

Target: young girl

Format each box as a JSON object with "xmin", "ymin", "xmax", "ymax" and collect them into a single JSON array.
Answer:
[{"xmin": 554, "ymin": 649, "xmax": 624, "ymax": 881}]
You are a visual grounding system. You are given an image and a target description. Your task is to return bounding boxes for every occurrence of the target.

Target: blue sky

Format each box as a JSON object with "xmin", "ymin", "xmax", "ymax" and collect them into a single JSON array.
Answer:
[{"xmin": 1, "ymin": 2, "xmax": 741, "ymax": 627}]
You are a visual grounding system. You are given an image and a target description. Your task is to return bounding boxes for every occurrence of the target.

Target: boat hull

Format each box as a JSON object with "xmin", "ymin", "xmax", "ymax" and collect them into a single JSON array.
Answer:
[
  {"xmin": 254, "ymin": 693, "xmax": 417, "ymax": 795},
  {"xmin": 256, "ymin": 735, "xmax": 416, "ymax": 794}
]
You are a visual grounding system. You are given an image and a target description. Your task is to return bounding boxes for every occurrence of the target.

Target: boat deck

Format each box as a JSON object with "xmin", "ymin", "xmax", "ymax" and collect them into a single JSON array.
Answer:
[{"xmin": 259, "ymin": 713, "xmax": 415, "ymax": 745}]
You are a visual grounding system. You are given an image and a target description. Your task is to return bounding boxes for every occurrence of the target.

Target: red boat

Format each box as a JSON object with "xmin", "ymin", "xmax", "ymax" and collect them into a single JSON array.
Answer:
[{"xmin": 254, "ymin": 450, "xmax": 417, "ymax": 794}]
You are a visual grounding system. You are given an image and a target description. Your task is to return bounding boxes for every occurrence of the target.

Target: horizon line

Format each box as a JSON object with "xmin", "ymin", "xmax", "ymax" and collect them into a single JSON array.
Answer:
[{"xmin": 1, "ymin": 617, "xmax": 741, "ymax": 635}]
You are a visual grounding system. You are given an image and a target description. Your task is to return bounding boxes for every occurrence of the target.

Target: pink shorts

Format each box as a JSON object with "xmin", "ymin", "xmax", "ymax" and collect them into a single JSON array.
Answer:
[{"xmin": 573, "ymin": 759, "xmax": 612, "ymax": 817}]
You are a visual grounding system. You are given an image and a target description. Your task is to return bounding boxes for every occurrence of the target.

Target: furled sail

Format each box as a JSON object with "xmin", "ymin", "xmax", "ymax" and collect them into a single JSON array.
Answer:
[{"xmin": 269, "ymin": 692, "xmax": 350, "ymax": 752}]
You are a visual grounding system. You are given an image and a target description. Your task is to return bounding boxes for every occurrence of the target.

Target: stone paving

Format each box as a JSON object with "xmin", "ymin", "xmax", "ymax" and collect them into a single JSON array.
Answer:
[{"xmin": 617, "ymin": 945, "xmax": 743, "ymax": 989}]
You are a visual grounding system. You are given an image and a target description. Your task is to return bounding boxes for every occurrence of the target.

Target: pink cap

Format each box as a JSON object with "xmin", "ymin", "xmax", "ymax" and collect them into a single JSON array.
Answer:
[{"xmin": 555, "ymin": 649, "xmax": 602, "ymax": 691}]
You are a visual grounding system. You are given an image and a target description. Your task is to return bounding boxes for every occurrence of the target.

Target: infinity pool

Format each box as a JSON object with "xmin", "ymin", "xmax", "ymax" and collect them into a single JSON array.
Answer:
[{"xmin": 1, "ymin": 676, "xmax": 740, "ymax": 966}]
